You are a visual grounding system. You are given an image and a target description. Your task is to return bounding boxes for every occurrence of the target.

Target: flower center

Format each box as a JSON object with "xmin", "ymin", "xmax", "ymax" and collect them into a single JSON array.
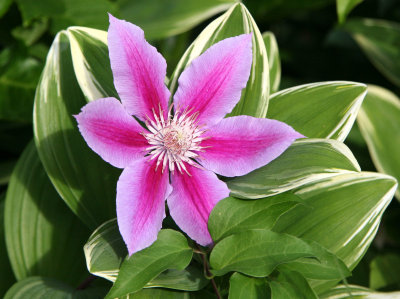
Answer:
[{"xmin": 143, "ymin": 106, "xmax": 206, "ymax": 174}]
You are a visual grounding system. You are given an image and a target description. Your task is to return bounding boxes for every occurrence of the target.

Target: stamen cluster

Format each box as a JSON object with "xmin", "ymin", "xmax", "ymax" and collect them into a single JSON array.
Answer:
[{"xmin": 143, "ymin": 107, "xmax": 206, "ymax": 174}]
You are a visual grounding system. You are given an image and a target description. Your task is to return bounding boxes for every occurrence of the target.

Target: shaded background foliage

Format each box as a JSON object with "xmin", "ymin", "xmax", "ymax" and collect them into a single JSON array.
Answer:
[{"xmin": 1, "ymin": 0, "xmax": 400, "ymax": 297}]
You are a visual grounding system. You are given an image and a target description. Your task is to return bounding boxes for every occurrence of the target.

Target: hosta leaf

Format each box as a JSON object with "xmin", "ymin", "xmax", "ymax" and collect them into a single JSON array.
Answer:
[
  {"xmin": 369, "ymin": 254, "xmax": 400, "ymax": 290},
  {"xmin": 208, "ymin": 193, "xmax": 301, "ymax": 242},
  {"xmin": 210, "ymin": 229, "xmax": 316, "ymax": 277},
  {"xmin": 169, "ymin": 3, "xmax": 269, "ymax": 117},
  {"xmin": 33, "ymin": 31, "xmax": 120, "ymax": 229},
  {"xmin": 357, "ymin": 85, "xmax": 400, "ymax": 199},
  {"xmin": 343, "ymin": 18, "xmax": 400, "ymax": 87},
  {"xmin": 263, "ymin": 31, "xmax": 281, "ymax": 94},
  {"xmin": 106, "ymin": 229, "xmax": 193, "ymax": 298},
  {"xmin": 336, "ymin": 0, "xmax": 363, "ymax": 24},
  {"xmin": 117, "ymin": 0, "xmax": 236, "ymax": 40},
  {"xmin": 0, "ymin": 195, "xmax": 14, "ymax": 297},
  {"xmin": 84, "ymin": 219, "xmax": 207, "ymax": 291},
  {"xmin": 270, "ymin": 270, "xmax": 317, "ymax": 299},
  {"xmin": 68, "ymin": 27, "xmax": 118, "ymax": 101},
  {"xmin": 229, "ymin": 273, "xmax": 268, "ymax": 299},
  {"xmin": 320, "ymin": 284, "xmax": 400, "ymax": 298},
  {"xmin": 4, "ymin": 142, "xmax": 89, "ymax": 286},
  {"xmin": 274, "ymin": 172, "xmax": 397, "ymax": 292},
  {"xmin": 4, "ymin": 276, "xmax": 107, "ymax": 299},
  {"xmin": 228, "ymin": 138, "xmax": 360, "ymax": 199},
  {"xmin": 119, "ymin": 288, "xmax": 190, "ymax": 299},
  {"xmin": 268, "ymin": 81, "xmax": 366, "ymax": 141}
]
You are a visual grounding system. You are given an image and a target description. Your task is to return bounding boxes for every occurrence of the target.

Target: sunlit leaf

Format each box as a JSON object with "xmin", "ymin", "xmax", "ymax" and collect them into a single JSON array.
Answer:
[
  {"xmin": 357, "ymin": 85, "xmax": 400, "ymax": 199},
  {"xmin": 270, "ymin": 270, "xmax": 317, "ymax": 299},
  {"xmin": 343, "ymin": 18, "xmax": 400, "ymax": 87},
  {"xmin": 34, "ymin": 31, "xmax": 120, "ymax": 229},
  {"xmin": 117, "ymin": 0, "xmax": 236, "ymax": 40},
  {"xmin": 4, "ymin": 142, "xmax": 89, "ymax": 286},
  {"xmin": 4, "ymin": 276, "xmax": 107, "ymax": 299},
  {"xmin": 229, "ymin": 273, "xmax": 268, "ymax": 299},
  {"xmin": 169, "ymin": 3, "xmax": 269, "ymax": 117},
  {"xmin": 268, "ymin": 81, "xmax": 367, "ymax": 141},
  {"xmin": 227, "ymin": 138, "xmax": 360, "ymax": 199},
  {"xmin": 263, "ymin": 31, "xmax": 281, "ymax": 94},
  {"xmin": 336, "ymin": 0, "xmax": 363, "ymax": 24},
  {"xmin": 209, "ymin": 193, "xmax": 301, "ymax": 242},
  {"xmin": 210, "ymin": 229, "xmax": 315, "ymax": 277},
  {"xmin": 106, "ymin": 230, "xmax": 193, "ymax": 298},
  {"xmin": 320, "ymin": 284, "xmax": 400, "ymax": 298}
]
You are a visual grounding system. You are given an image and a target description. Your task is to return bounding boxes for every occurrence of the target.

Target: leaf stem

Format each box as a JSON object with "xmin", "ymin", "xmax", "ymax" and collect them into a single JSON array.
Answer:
[
  {"xmin": 196, "ymin": 245, "xmax": 221, "ymax": 299},
  {"xmin": 76, "ymin": 275, "xmax": 96, "ymax": 290}
]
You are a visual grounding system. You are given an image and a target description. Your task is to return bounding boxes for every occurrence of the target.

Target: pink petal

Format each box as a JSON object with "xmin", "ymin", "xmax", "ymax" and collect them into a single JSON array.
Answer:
[
  {"xmin": 117, "ymin": 158, "xmax": 172, "ymax": 255},
  {"xmin": 199, "ymin": 115, "xmax": 304, "ymax": 177},
  {"xmin": 167, "ymin": 165, "xmax": 229, "ymax": 246},
  {"xmin": 173, "ymin": 34, "xmax": 252, "ymax": 127},
  {"xmin": 108, "ymin": 14, "xmax": 170, "ymax": 121},
  {"xmin": 75, "ymin": 97, "xmax": 148, "ymax": 168}
]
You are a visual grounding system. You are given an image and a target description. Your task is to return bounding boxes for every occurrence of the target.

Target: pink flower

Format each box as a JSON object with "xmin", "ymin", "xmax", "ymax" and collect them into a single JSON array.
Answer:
[{"xmin": 75, "ymin": 15, "xmax": 304, "ymax": 255}]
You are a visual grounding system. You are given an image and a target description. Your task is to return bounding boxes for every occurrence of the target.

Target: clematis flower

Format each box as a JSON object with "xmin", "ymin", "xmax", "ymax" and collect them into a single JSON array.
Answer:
[{"xmin": 75, "ymin": 15, "xmax": 304, "ymax": 255}]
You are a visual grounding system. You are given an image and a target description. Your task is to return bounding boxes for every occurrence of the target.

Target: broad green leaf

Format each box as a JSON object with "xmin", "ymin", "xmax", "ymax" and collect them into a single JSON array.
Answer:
[
  {"xmin": 4, "ymin": 142, "xmax": 89, "ymax": 285},
  {"xmin": 169, "ymin": 3, "xmax": 269, "ymax": 117},
  {"xmin": 270, "ymin": 270, "xmax": 317, "ymax": 299},
  {"xmin": 208, "ymin": 193, "xmax": 301, "ymax": 242},
  {"xmin": 228, "ymin": 138, "xmax": 360, "ymax": 199},
  {"xmin": 4, "ymin": 276, "xmax": 107, "ymax": 299},
  {"xmin": 0, "ymin": 47, "xmax": 42, "ymax": 122},
  {"xmin": 274, "ymin": 172, "xmax": 397, "ymax": 292},
  {"xmin": 210, "ymin": 229, "xmax": 315, "ymax": 277},
  {"xmin": 357, "ymin": 85, "xmax": 400, "ymax": 199},
  {"xmin": 33, "ymin": 31, "xmax": 120, "ymax": 229},
  {"xmin": 68, "ymin": 27, "xmax": 118, "ymax": 101},
  {"xmin": 0, "ymin": 195, "xmax": 15, "ymax": 297},
  {"xmin": 336, "ymin": 0, "xmax": 363, "ymax": 24},
  {"xmin": 320, "ymin": 284, "xmax": 400, "ymax": 298},
  {"xmin": 84, "ymin": 219, "xmax": 127, "ymax": 282},
  {"xmin": 118, "ymin": 0, "xmax": 236, "ymax": 40},
  {"xmin": 120, "ymin": 288, "xmax": 190, "ymax": 299},
  {"xmin": 229, "ymin": 273, "xmax": 268, "ymax": 299},
  {"xmin": 278, "ymin": 240, "xmax": 350, "ymax": 282},
  {"xmin": 263, "ymin": 31, "xmax": 281, "ymax": 94},
  {"xmin": 369, "ymin": 254, "xmax": 400, "ymax": 290},
  {"xmin": 84, "ymin": 219, "xmax": 207, "ymax": 291},
  {"xmin": 0, "ymin": 0, "xmax": 13, "ymax": 18},
  {"xmin": 268, "ymin": 81, "xmax": 366, "ymax": 141},
  {"xmin": 343, "ymin": 18, "xmax": 400, "ymax": 87},
  {"xmin": 106, "ymin": 229, "xmax": 193, "ymax": 298}
]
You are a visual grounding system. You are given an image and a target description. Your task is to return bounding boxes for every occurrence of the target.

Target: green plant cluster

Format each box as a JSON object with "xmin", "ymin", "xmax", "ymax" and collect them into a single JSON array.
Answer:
[{"xmin": 1, "ymin": 0, "xmax": 400, "ymax": 298}]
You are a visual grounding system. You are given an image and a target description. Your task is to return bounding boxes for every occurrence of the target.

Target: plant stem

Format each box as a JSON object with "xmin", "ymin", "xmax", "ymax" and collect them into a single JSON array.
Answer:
[{"xmin": 196, "ymin": 245, "xmax": 221, "ymax": 299}]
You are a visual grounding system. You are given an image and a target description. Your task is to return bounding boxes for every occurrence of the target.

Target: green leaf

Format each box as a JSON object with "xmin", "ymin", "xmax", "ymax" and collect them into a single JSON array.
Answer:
[
  {"xmin": 268, "ymin": 81, "xmax": 366, "ymax": 141},
  {"xmin": 119, "ymin": 288, "xmax": 190, "ymax": 299},
  {"xmin": 229, "ymin": 273, "xmax": 268, "ymax": 299},
  {"xmin": 0, "ymin": 195, "xmax": 15, "ymax": 298},
  {"xmin": 4, "ymin": 142, "xmax": 89, "ymax": 286},
  {"xmin": 208, "ymin": 193, "xmax": 301, "ymax": 242},
  {"xmin": 33, "ymin": 31, "xmax": 120, "ymax": 229},
  {"xmin": 210, "ymin": 229, "xmax": 315, "ymax": 277},
  {"xmin": 11, "ymin": 18, "xmax": 48, "ymax": 46},
  {"xmin": 274, "ymin": 172, "xmax": 397, "ymax": 292},
  {"xmin": 369, "ymin": 254, "xmax": 400, "ymax": 290},
  {"xmin": 68, "ymin": 27, "xmax": 118, "ymax": 101},
  {"xmin": 270, "ymin": 270, "xmax": 317, "ymax": 299},
  {"xmin": 263, "ymin": 31, "xmax": 281, "ymax": 94},
  {"xmin": 0, "ymin": 159, "xmax": 16, "ymax": 185},
  {"xmin": 4, "ymin": 276, "xmax": 107, "ymax": 299},
  {"xmin": 320, "ymin": 284, "xmax": 400, "ymax": 298},
  {"xmin": 336, "ymin": 0, "xmax": 363, "ymax": 24},
  {"xmin": 278, "ymin": 240, "xmax": 350, "ymax": 282},
  {"xmin": 0, "ymin": 47, "xmax": 42, "ymax": 122},
  {"xmin": 0, "ymin": 0, "xmax": 13, "ymax": 18},
  {"xmin": 357, "ymin": 85, "xmax": 400, "ymax": 199},
  {"xmin": 117, "ymin": 0, "xmax": 236, "ymax": 40},
  {"xmin": 227, "ymin": 138, "xmax": 360, "ymax": 199},
  {"xmin": 169, "ymin": 3, "xmax": 269, "ymax": 117},
  {"xmin": 343, "ymin": 18, "xmax": 400, "ymax": 87},
  {"xmin": 106, "ymin": 229, "xmax": 193, "ymax": 298}
]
